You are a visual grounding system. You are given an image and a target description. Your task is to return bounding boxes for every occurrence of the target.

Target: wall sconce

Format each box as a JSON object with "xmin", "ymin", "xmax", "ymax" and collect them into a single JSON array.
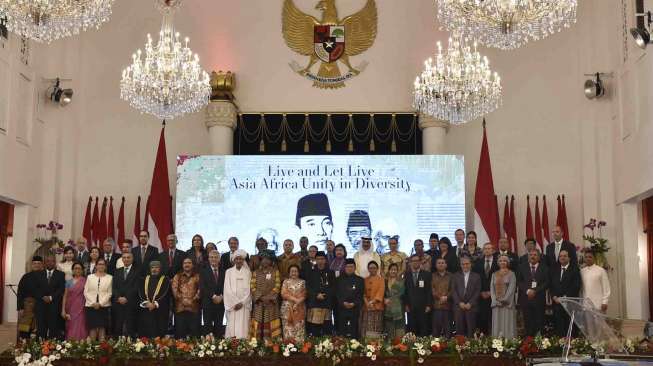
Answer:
[
  {"xmin": 44, "ymin": 77, "xmax": 74, "ymax": 106},
  {"xmin": 631, "ymin": 11, "xmax": 652, "ymax": 49}
]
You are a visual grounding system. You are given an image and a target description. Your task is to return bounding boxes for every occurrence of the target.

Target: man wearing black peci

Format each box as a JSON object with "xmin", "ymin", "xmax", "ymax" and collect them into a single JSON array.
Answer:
[
  {"xmin": 112, "ymin": 252, "xmax": 139, "ymax": 337},
  {"xmin": 160, "ymin": 234, "xmax": 186, "ymax": 278},
  {"xmin": 200, "ymin": 250, "xmax": 225, "ymax": 336},
  {"xmin": 545, "ymin": 225, "xmax": 578, "ymax": 268},
  {"xmin": 473, "ymin": 243, "xmax": 498, "ymax": 335},
  {"xmin": 518, "ymin": 248, "xmax": 549, "ymax": 336},
  {"xmin": 305, "ymin": 251, "xmax": 335, "ymax": 336},
  {"xmin": 132, "ymin": 230, "xmax": 159, "ymax": 276},
  {"xmin": 34, "ymin": 255, "xmax": 66, "ymax": 339},
  {"xmin": 404, "ymin": 254, "xmax": 432, "ymax": 337},
  {"xmin": 335, "ymin": 258, "xmax": 364, "ymax": 338},
  {"xmin": 549, "ymin": 249, "xmax": 581, "ymax": 337},
  {"xmin": 17, "ymin": 256, "xmax": 44, "ymax": 339}
]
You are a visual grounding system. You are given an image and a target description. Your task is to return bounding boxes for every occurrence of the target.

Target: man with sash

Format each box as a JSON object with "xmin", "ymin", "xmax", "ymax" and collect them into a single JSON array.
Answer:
[
  {"xmin": 137, "ymin": 260, "xmax": 171, "ymax": 338},
  {"xmin": 305, "ymin": 251, "xmax": 335, "ymax": 336}
]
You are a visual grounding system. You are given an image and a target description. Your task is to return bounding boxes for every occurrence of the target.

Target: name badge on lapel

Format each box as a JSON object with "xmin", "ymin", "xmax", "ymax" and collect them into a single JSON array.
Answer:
[
  {"xmin": 335, "ymin": 270, "xmax": 340, "ymax": 278},
  {"xmin": 418, "ymin": 280, "xmax": 424, "ymax": 288},
  {"xmin": 531, "ymin": 281, "xmax": 537, "ymax": 289},
  {"xmin": 266, "ymin": 273, "xmax": 272, "ymax": 280},
  {"xmin": 352, "ymin": 284, "xmax": 356, "ymax": 290}
]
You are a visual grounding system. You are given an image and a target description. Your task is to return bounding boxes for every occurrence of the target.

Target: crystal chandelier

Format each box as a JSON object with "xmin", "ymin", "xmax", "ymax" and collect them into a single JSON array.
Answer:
[
  {"xmin": 413, "ymin": 33, "xmax": 502, "ymax": 125},
  {"xmin": 436, "ymin": 0, "xmax": 578, "ymax": 50},
  {"xmin": 0, "ymin": 0, "xmax": 114, "ymax": 43},
  {"xmin": 120, "ymin": 0, "xmax": 210, "ymax": 120}
]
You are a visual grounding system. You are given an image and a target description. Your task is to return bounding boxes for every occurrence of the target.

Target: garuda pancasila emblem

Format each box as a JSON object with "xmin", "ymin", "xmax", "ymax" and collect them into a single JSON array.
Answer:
[{"xmin": 282, "ymin": 0, "xmax": 377, "ymax": 89}]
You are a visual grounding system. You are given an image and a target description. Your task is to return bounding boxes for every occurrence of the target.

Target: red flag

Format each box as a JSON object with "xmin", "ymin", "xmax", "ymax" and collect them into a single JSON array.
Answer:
[
  {"xmin": 473, "ymin": 121, "xmax": 500, "ymax": 246},
  {"xmin": 510, "ymin": 195, "xmax": 517, "ymax": 253},
  {"xmin": 82, "ymin": 196, "xmax": 92, "ymax": 247},
  {"xmin": 108, "ymin": 197, "xmax": 115, "ymax": 241},
  {"xmin": 542, "ymin": 195, "xmax": 551, "ymax": 244},
  {"xmin": 556, "ymin": 195, "xmax": 563, "ymax": 228},
  {"xmin": 526, "ymin": 195, "xmax": 534, "ymax": 240},
  {"xmin": 562, "ymin": 195, "xmax": 570, "ymax": 241},
  {"xmin": 98, "ymin": 197, "xmax": 108, "ymax": 245},
  {"xmin": 534, "ymin": 196, "xmax": 543, "ymax": 250},
  {"xmin": 502, "ymin": 195, "xmax": 510, "ymax": 239},
  {"xmin": 91, "ymin": 197, "xmax": 100, "ymax": 247},
  {"xmin": 132, "ymin": 196, "xmax": 141, "ymax": 248},
  {"xmin": 143, "ymin": 195, "xmax": 150, "ymax": 231},
  {"xmin": 117, "ymin": 197, "xmax": 126, "ymax": 250},
  {"xmin": 145, "ymin": 125, "xmax": 173, "ymax": 253}
]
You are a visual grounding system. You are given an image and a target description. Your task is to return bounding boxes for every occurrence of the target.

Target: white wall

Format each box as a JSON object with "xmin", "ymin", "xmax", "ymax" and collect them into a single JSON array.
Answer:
[{"xmin": 1, "ymin": 0, "xmax": 650, "ymax": 320}]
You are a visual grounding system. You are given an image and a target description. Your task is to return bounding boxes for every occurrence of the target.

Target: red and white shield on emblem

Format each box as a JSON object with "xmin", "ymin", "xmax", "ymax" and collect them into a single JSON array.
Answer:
[{"xmin": 314, "ymin": 25, "xmax": 345, "ymax": 63}]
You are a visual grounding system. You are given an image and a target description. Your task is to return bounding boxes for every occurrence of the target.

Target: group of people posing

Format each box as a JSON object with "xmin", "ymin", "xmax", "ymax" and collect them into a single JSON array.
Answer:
[{"xmin": 16, "ymin": 225, "xmax": 611, "ymax": 343}]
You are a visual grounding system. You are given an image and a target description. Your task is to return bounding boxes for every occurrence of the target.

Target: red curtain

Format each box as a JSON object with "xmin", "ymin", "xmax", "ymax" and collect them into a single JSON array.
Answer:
[
  {"xmin": 643, "ymin": 196, "xmax": 653, "ymax": 320},
  {"xmin": 0, "ymin": 201, "xmax": 13, "ymax": 323}
]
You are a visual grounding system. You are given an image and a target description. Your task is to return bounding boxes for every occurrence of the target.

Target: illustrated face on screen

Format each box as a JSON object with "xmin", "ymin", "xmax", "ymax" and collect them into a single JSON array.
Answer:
[
  {"xmin": 347, "ymin": 226, "xmax": 371, "ymax": 251},
  {"xmin": 299, "ymin": 215, "xmax": 333, "ymax": 247}
]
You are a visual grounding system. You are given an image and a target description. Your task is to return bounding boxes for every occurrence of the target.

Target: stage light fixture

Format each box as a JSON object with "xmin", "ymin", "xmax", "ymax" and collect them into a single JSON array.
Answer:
[
  {"xmin": 47, "ymin": 78, "xmax": 74, "ymax": 107},
  {"xmin": 631, "ymin": 11, "xmax": 652, "ymax": 49},
  {"xmin": 583, "ymin": 72, "xmax": 612, "ymax": 100}
]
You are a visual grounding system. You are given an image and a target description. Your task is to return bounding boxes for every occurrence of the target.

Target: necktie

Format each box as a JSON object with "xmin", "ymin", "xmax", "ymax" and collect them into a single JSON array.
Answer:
[
  {"xmin": 106, "ymin": 254, "xmax": 110, "ymax": 262},
  {"xmin": 531, "ymin": 265, "xmax": 536, "ymax": 277},
  {"xmin": 47, "ymin": 270, "xmax": 52, "ymax": 282},
  {"xmin": 560, "ymin": 266, "xmax": 565, "ymax": 281},
  {"xmin": 556, "ymin": 242, "xmax": 561, "ymax": 259},
  {"xmin": 141, "ymin": 246, "xmax": 146, "ymax": 261},
  {"xmin": 213, "ymin": 268, "xmax": 219, "ymax": 283},
  {"xmin": 413, "ymin": 272, "xmax": 418, "ymax": 286},
  {"xmin": 169, "ymin": 250, "xmax": 174, "ymax": 265},
  {"xmin": 485, "ymin": 259, "xmax": 491, "ymax": 275}
]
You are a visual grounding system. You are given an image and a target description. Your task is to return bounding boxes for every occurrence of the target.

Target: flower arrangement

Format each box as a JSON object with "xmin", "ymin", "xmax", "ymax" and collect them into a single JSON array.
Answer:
[
  {"xmin": 8, "ymin": 335, "xmax": 650, "ymax": 366},
  {"xmin": 582, "ymin": 218, "xmax": 610, "ymax": 269},
  {"xmin": 33, "ymin": 221, "xmax": 66, "ymax": 257}
]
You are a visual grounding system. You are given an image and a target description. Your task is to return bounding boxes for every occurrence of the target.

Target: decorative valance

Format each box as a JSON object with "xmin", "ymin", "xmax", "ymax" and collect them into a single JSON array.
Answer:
[{"xmin": 234, "ymin": 113, "xmax": 421, "ymax": 155}]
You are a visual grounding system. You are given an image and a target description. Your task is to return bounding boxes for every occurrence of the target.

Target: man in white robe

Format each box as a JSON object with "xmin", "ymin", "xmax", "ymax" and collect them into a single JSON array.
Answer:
[
  {"xmin": 224, "ymin": 249, "xmax": 252, "ymax": 338},
  {"xmin": 353, "ymin": 236, "xmax": 380, "ymax": 278},
  {"xmin": 580, "ymin": 250, "xmax": 611, "ymax": 313}
]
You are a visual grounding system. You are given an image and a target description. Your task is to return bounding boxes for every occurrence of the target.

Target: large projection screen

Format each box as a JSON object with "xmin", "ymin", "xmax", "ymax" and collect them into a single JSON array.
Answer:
[{"xmin": 175, "ymin": 155, "xmax": 465, "ymax": 256}]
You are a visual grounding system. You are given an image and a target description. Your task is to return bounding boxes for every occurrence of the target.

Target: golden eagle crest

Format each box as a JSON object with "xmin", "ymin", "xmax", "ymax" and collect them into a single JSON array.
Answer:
[{"xmin": 282, "ymin": 0, "xmax": 377, "ymax": 89}]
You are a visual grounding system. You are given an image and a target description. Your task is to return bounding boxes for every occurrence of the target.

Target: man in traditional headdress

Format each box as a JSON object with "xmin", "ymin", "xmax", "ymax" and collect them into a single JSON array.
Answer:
[
  {"xmin": 137, "ymin": 260, "xmax": 171, "ymax": 338},
  {"xmin": 295, "ymin": 193, "xmax": 334, "ymax": 248},
  {"xmin": 335, "ymin": 258, "xmax": 364, "ymax": 338},
  {"xmin": 354, "ymin": 236, "xmax": 380, "ymax": 278},
  {"xmin": 224, "ymin": 250, "xmax": 252, "ymax": 339},
  {"xmin": 250, "ymin": 250, "xmax": 281, "ymax": 340},
  {"xmin": 346, "ymin": 210, "xmax": 372, "ymax": 252}
]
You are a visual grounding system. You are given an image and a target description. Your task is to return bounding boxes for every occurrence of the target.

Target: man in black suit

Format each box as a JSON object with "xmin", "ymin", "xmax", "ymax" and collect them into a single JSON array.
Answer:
[
  {"xmin": 494, "ymin": 237, "xmax": 519, "ymax": 270},
  {"xmin": 160, "ymin": 234, "xmax": 185, "ymax": 278},
  {"xmin": 75, "ymin": 237, "xmax": 91, "ymax": 267},
  {"xmin": 473, "ymin": 243, "xmax": 498, "ymax": 335},
  {"xmin": 518, "ymin": 248, "xmax": 549, "ymax": 336},
  {"xmin": 519, "ymin": 238, "xmax": 544, "ymax": 267},
  {"xmin": 34, "ymin": 255, "xmax": 65, "ymax": 339},
  {"xmin": 200, "ymin": 250, "xmax": 225, "ymax": 336},
  {"xmin": 549, "ymin": 249, "xmax": 581, "ymax": 337},
  {"xmin": 132, "ymin": 230, "xmax": 159, "ymax": 276},
  {"xmin": 220, "ymin": 237, "xmax": 247, "ymax": 273},
  {"xmin": 403, "ymin": 254, "xmax": 432, "ymax": 336},
  {"xmin": 102, "ymin": 238, "xmax": 119, "ymax": 275},
  {"xmin": 334, "ymin": 259, "xmax": 364, "ymax": 338},
  {"xmin": 112, "ymin": 252, "xmax": 139, "ymax": 337},
  {"xmin": 451, "ymin": 256, "xmax": 481, "ymax": 337},
  {"xmin": 545, "ymin": 225, "xmax": 578, "ymax": 268}
]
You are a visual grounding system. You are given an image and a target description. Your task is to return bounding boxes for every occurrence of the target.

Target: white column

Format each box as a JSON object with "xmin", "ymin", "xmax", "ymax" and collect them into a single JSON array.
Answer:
[
  {"xmin": 418, "ymin": 114, "xmax": 449, "ymax": 154},
  {"xmin": 205, "ymin": 100, "xmax": 237, "ymax": 155}
]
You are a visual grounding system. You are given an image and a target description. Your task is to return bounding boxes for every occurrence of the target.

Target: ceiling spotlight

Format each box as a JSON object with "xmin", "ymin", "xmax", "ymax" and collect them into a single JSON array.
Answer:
[
  {"xmin": 584, "ymin": 72, "xmax": 612, "ymax": 100},
  {"xmin": 48, "ymin": 78, "xmax": 74, "ymax": 106},
  {"xmin": 631, "ymin": 11, "xmax": 652, "ymax": 49}
]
